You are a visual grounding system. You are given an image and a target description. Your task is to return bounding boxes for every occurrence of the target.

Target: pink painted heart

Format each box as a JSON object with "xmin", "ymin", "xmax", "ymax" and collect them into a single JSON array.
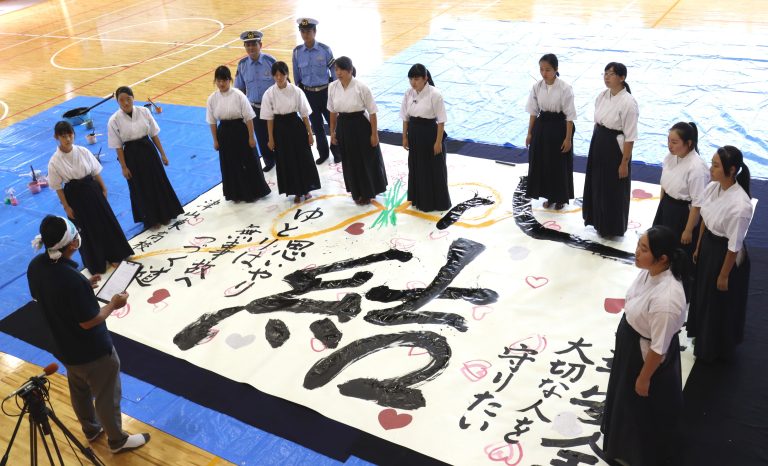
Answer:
[
  {"xmin": 378, "ymin": 408, "xmax": 413, "ymax": 430},
  {"xmin": 408, "ymin": 346, "xmax": 429, "ymax": 356},
  {"xmin": 632, "ymin": 188, "xmax": 653, "ymax": 199},
  {"xmin": 389, "ymin": 237, "xmax": 416, "ymax": 251},
  {"xmin": 627, "ymin": 220, "xmax": 641, "ymax": 229},
  {"xmin": 484, "ymin": 441, "xmax": 524, "ymax": 465},
  {"xmin": 604, "ymin": 298, "xmax": 625, "ymax": 314},
  {"xmin": 509, "ymin": 334, "xmax": 548, "ymax": 354},
  {"xmin": 197, "ymin": 328, "xmax": 219, "ymax": 345},
  {"xmin": 429, "ymin": 230, "xmax": 449, "ymax": 240},
  {"xmin": 542, "ymin": 220, "xmax": 561, "ymax": 231},
  {"xmin": 345, "ymin": 222, "xmax": 365, "ymax": 235},
  {"xmin": 151, "ymin": 301, "xmax": 168, "ymax": 313},
  {"xmin": 472, "ymin": 306, "xmax": 493, "ymax": 320},
  {"xmin": 110, "ymin": 303, "xmax": 130, "ymax": 319},
  {"xmin": 186, "ymin": 216, "xmax": 204, "ymax": 226},
  {"xmin": 310, "ymin": 338, "xmax": 326, "ymax": 352},
  {"xmin": 460, "ymin": 360, "xmax": 492, "ymax": 382},
  {"xmin": 407, "ymin": 281, "xmax": 427, "ymax": 290},
  {"xmin": 189, "ymin": 236, "xmax": 212, "ymax": 247},
  {"xmin": 525, "ymin": 276, "xmax": 549, "ymax": 289},
  {"xmin": 147, "ymin": 288, "xmax": 170, "ymax": 304}
]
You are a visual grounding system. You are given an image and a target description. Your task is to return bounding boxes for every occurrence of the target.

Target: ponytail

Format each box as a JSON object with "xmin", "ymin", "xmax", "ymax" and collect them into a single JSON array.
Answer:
[
  {"xmin": 737, "ymin": 163, "xmax": 751, "ymax": 198},
  {"xmin": 670, "ymin": 121, "xmax": 699, "ymax": 153},
  {"xmin": 623, "ymin": 82, "xmax": 632, "ymax": 94},
  {"xmin": 646, "ymin": 225, "xmax": 691, "ymax": 282},
  {"xmin": 717, "ymin": 145, "xmax": 751, "ymax": 198}
]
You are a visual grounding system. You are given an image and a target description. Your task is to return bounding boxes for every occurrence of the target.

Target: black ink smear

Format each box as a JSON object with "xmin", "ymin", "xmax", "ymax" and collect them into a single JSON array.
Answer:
[
  {"xmin": 174, "ymin": 249, "xmax": 413, "ymax": 350},
  {"xmin": 436, "ymin": 194, "xmax": 495, "ymax": 230},
  {"xmin": 265, "ymin": 319, "xmax": 290, "ymax": 348},
  {"xmin": 309, "ymin": 318, "xmax": 342, "ymax": 349},
  {"xmin": 364, "ymin": 238, "xmax": 486, "ymax": 331},
  {"xmin": 513, "ymin": 176, "xmax": 635, "ymax": 264},
  {"xmin": 366, "ymin": 285, "xmax": 498, "ymax": 305},
  {"xmin": 304, "ymin": 331, "xmax": 450, "ymax": 410}
]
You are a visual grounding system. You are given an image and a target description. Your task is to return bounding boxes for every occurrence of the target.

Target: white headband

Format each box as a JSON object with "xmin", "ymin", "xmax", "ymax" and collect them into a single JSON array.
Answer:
[{"xmin": 31, "ymin": 217, "xmax": 78, "ymax": 260}]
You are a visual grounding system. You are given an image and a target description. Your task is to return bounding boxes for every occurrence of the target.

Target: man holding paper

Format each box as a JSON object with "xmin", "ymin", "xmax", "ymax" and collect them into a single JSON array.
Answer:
[{"xmin": 27, "ymin": 215, "xmax": 150, "ymax": 454}]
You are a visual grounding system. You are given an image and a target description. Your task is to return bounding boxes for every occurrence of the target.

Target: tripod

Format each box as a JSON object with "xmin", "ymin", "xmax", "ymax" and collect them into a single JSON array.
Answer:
[{"xmin": 1, "ymin": 376, "xmax": 105, "ymax": 466}]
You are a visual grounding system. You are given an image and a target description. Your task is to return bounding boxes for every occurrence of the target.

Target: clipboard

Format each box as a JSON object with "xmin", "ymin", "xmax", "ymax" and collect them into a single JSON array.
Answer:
[{"xmin": 96, "ymin": 260, "xmax": 142, "ymax": 303}]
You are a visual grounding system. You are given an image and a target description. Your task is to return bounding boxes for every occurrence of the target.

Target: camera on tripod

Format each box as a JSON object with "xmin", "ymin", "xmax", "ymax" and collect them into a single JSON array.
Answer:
[{"xmin": 3, "ymin": 363, "xmax": 58, "ymax": 402}]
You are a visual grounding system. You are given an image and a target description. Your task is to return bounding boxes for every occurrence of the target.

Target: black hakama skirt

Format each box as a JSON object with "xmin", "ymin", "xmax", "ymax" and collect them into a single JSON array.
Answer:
[
  {"xmin": 407, "ymin": 116, "xmax": 451, "ymax": 211},
  {"xmin": 123, "ymin": 136, "xmax": 184, "ymax": 226},
  {"xmin": 63, "ymin": 176, "xmax": 134, "ymax": 275},
  {"xmin": 653, "ymin": 192, "xmax": 698, "ymax": 298},
  {"xmin": 526, "ymin": 111, "xmax": 574, "ymax": 204},
  {"xmin": 687, "ymin": 230, "xmax": 750, "ymax": 362},
  {"xmin": 583, "ymin": 124, "xmax": 631, "ymax": 236},
  {"xmin": 217, "ymin": 119, "xmax": 271, "ymax": 202},
  {"xmin": 273, "ymin": 113, "xmax": 321, "ymax": 196},
  {"xmin": 602, "ymin": 315, "xmax": 683, "ymax": 466},
  {"xmin": 336, "ymin": 111, "xmax": 388, "ymax": 201}
]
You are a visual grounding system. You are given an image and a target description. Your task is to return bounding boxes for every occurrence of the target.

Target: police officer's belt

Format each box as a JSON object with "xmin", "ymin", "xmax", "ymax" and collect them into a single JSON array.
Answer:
[{"xmin": 302, "ymin": 84, "xmax": 328, "ymax": 92}]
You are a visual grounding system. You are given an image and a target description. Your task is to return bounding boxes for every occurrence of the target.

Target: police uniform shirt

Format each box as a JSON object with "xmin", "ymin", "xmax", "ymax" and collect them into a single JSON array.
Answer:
[
  {"xmin": 625, "ymin": 268, "xmax": 686, "ymax": 361},
  {"xmin": 205, "ymin": 88, "xmax": 256, "ymax": 125},
  {"xmin": 107, "ymin": 105, "xmax": 160, "ymax": 149},
  {"xmin": 399, "ymin": 85, "xmax": 447, "ymax": 123},
  {"xmin": 48, "ymin": 145, "xmax": 103, "ymax": 190},
  {"xmin": 659, "ymin": 150, "xmax": 710, "ymax": 202},
  {"xmin": 260, "ymin": 83, "xmax": 312, "ymax": 119},
  {"xmin": 594, "ymin": 88, "xmax": 639, "ymax": 148},
  {"xmin": 293, "ymin": 42, "xmax": 335, "ymax": 87},
  {"xmin": 525, "ymin": 78, "xmax": 577, "ymax": 121},
  {"xmin": 327, "ymin": 78, "xmax": 378, "ymax": 115},
  {"xmin": 696, "ymin": 181, "xmax": 753, "ymax": 253},
  {"xmin": 235, "ymin": 53, "xmax": 277, "ymax": 104}
]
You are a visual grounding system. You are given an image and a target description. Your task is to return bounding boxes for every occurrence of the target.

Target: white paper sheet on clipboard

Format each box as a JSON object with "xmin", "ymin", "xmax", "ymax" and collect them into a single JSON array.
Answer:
[{"xmin": 96, "ymin": 261, "xmax": 142, "ymax": 303}]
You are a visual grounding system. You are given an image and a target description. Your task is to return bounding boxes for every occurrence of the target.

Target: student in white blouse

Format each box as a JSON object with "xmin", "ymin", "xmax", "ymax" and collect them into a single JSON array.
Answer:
[
  {"xmin": 582, "ymin": 62, "xmax": 639, "ymax": 237},
  {"xmin": 206, "ymin": 65, "xmax": 270, "ymax": 203},
  {"xmin": 524, "ymin": 54, "xmax": 576, "ymax": 210},
  {"xmin": 48, "ymin": 121, "xmax": 133, "ymax": 274},
  {"xmin": 400, "ymin": 63, "xmax": 451, "ymax": 212},
  {"xmin": 261, "ymin": 61, "xmax": 320, "ymax": 203},
  {"xmin": 688, "ymin": 146, "xmax": 753, "ymax": 362},
  {"xmin": 108, "ymin": 86, "xmax": 183, "ymax": 228},
  {"xmin": 328, "ymin": 56, "xmax": 388, "ymax": 205},
  {"xmin": 602, "ymin": 225, "xmax": 688, "ymax": 466}
]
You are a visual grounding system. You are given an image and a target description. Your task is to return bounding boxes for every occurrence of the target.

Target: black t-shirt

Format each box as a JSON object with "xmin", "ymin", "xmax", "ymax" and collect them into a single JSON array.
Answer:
[{"xmin": 27, "ymin": 254, "xmax": 113, "ymax": 365}]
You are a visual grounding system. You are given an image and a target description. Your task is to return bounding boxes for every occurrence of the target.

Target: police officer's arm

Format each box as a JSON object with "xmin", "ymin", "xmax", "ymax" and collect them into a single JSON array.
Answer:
[
  {"xmin": 234, "ymin": 64, "xmax": 246, "ymax": 94},
  {"xmin": 292, "ymin": 48, "xmax": 301, "ymax": 87},
  {"xmin": 79, "ymin": 292, "xmax": 128, "ymax": 330}
]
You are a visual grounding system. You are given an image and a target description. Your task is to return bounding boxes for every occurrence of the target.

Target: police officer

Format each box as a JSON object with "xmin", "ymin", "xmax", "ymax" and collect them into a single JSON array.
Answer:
[
  {"xmin": 235, "ymin": 30, "xmax": 276, "ymax": 171},
  {"xmin": 292, "ymin": 18, "xmax": 339, "ymax": 164}
]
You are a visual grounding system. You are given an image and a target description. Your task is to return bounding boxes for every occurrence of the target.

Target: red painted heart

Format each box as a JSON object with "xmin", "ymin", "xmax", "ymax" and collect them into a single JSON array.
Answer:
[
  {"xmin": 542, "ymin": 220, "xmax": 561, "ymax": 231},
  {"xmin": 378, "ymin": 408, "xmax": 413, "ymax": 430},
  {"xmin": 604, "ymin": 298, "xmax": 625, "ymax": 314},
  {"xmin": 632, "ymin": 189, "xmax": 653, "ymax": 199},
  {"xmin": 345, "ymin": 222, "xmax": 365, "ymax": 235},
  {"xmin": 147, "ymin": 288, "xmax": 170, "ymax": 304},
  {"xmin": 525, "ymin": 276, "xmax": 549, "ymax": 289}
]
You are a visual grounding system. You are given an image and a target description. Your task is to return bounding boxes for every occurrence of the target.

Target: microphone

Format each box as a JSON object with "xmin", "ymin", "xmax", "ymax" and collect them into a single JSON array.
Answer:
[{"xmin": 3, "ymin": 363, "xmax": 58, "ymax": 400}]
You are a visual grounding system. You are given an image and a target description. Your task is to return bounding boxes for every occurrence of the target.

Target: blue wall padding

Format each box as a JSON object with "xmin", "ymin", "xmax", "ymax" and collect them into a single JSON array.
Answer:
[{"xmin": 368, "ymin": 19, "xmax": 768, "ymax": 178}]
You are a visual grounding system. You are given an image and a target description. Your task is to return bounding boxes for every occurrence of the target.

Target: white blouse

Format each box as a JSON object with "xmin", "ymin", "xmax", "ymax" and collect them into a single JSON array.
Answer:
[
  {"xmin": 659, "ymin": 150, "xmax": 710, "ymax": 203},
  {"xmin": 625, "ymin": 269, "xmax": 686, "ymax": 360},
  {"xmin": 205, "ymin": 88, "xmax": 255, "ymax": 124},
  {"xmin": 48, "ymin": 145, "xmax": 103, "ymax": 190},
  {"xmin": 697, "ymin": 181, "xmax": 753, "ymax": 253},
  {"xmin": 260, "ymin": 83, "xmax": 312, "ymax": 119},
  {"xmin": 107, "ymin": 105, "xmax": 160, "ymax": 149},
  {"xmin": 594, "ymin": 88, "xmax": 639, "ymax": 148},
  {"xmin": 525, "ymin": 78, "xmax": 577, "ymax": 121},
  {"xmin": 327, "ymin": 78, "xmax": 378, "ymax": 115},
  {"xmin": 399, "ymin": 85, "xmax": 447, "ymax": 123}
]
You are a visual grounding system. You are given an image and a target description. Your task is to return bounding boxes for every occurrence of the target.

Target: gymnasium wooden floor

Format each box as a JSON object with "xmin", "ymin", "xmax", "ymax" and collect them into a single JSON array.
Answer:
[{"xmin": 0, "ymin": 0, "xmax": 765, "ymax": 463}]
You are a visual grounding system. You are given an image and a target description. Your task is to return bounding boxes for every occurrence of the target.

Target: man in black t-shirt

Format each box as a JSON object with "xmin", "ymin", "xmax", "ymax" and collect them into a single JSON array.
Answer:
[{"xmin": 27, "ymin": 215, "xmax": 150, "ymax": 454}]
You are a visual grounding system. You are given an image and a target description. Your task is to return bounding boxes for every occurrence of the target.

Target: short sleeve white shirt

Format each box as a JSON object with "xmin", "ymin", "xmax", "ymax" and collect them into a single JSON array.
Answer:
[
  {"xmin": 594, "ymin": 88, "xmax": 639, "ymax": 148},
  {"xmin": 107, "ymin": 105, "xmax": 160, "ymax": 149},
  {"xmin": 47, "ymin": 145, "xmax": 103, "ymax": 190},
  {"xmin": 697, "ymin": 181, "xmax": 754, "ymax": 252},
  {"xmin": 327, "ymin": 78, "xmax": 378, "ymax": 115},
  {"xmin": 525, "ymin": 78, "xmax": 577, "ymax": 121},
  {"xmin": 205, "ymin": 88, "xmax": 255, "ymax": 124},
  {"xmin": 399, "ymin": 85, "xmax": 447, "ymax": 123},
  {"xmin": 260, "ymin": 83, "xmax": 312, "ymax": 119},
  {"xmin": 659, "ymin": 150, "xmax": 710, "ymax": 203}
]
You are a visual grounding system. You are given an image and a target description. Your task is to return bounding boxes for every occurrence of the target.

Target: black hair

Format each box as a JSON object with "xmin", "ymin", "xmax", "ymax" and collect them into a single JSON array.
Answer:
[
  {"xmin": 717, "ymin": 145, "xmax": 751, "ymax": 198},
  {"xmin": 540, "ymin": 53, "xmax": 559, "ymax": 77},
  {"xmin": 271, "ymin": 61, "xmax": 290, "ymax": 77},
  {"xmin": 407, "ymin": 63, "xmax": 435, "ymax": 86},
  {"xmin": 605, "ymin": 62, "xmax": 631, "ymax": 93},
  {"xmin": 39, "ymin": 215, "xmax": 67, "ymax": 249},
  {"xmin": 335, "ymin": 56, "xmax": 353, "ymax": 72},
  {"xmin": 115, "ymin": 86, "xmax": 134, "ymax": 98},
  {"xmin": 646, "ymin": 225, "xmax": 691, "ymax": 282},
  {"xmin": 214, "ymin": 65, "xmax": 233, "ymax": 82},
  {"xmin": 54, "ymin": 121, "xmax": 74, "ymax": 136},
  {"xmin": 669, "ymin": 121, "xmax": 699, "ymax": 153}
]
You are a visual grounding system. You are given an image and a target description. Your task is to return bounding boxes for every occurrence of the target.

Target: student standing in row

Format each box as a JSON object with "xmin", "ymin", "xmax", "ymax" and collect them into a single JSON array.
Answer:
[
  {"xmin": 525, "ymin": 53, "xmax": 576, "ymax": 210},
  {"xmin": 206, "ymin": 65, "xmax": 271, "ymax": 203},
  {"xmin": 292, "ymin": 18, "xmax": 339, "ymax": 164},
  {"xmin": 688, "ymin": 146, "xmax": 753, "ymax": 362},
  {"xmin": 328, "ymin": 56, "xmax": 388, "ymax": 205},
  {"xmin": 583, "ymin": 62, "xmax": 638, "ymax": 237},
  {"xmin": 261, "ymin": 61, "xmax": 321, "ymax": 203},
  {"xmin": 108, "ymin": 85, "xmax": 184, "ymax": 229},
  {"xmin": 400, "ymin": 63, "xmax": 451, "ymax": 212},
  {"xmin": 48, "ymin": 121, "xmax": 133, "ymax": 275}
]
